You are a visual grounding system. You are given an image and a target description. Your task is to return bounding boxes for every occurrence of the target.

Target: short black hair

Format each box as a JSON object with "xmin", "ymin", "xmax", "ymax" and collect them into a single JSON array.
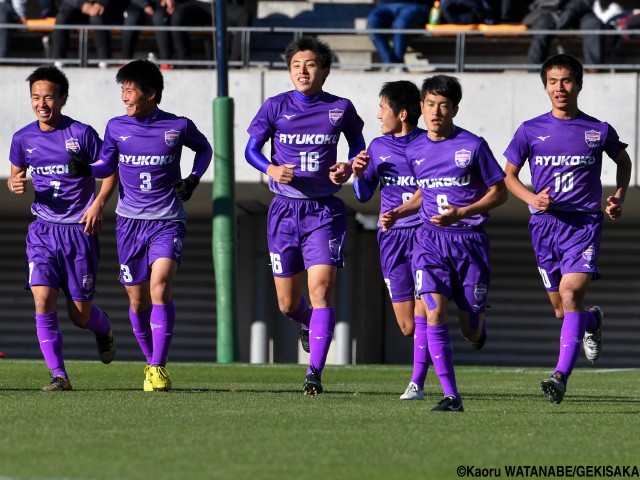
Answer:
[
  {"xmin": 379, "ymin": 80, "xmax": 421, "ymax": 126},
  {"xmin": 540, "ymin": 54, "xmax": 583, "ymax": 89},
  {"xmin": 27, "ymin": 64, "xmax": 69, "ymax": 97},
  {"xmin": 284, "ymin": 36, "xmax": 334, "ymax": 69},
  {"xmin": 420, "ymin": 75, "xmax": 462, "ymax": 107},
  {"xmin": 116, "ymin": 59, "xmax": 164, "ymax": 104}
]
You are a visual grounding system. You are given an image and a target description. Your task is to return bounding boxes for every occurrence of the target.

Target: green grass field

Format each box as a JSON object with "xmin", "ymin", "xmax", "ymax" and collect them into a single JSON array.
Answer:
[{"xmin": 1, "ymin": 361, "xmax": 639, "ymax": 480}]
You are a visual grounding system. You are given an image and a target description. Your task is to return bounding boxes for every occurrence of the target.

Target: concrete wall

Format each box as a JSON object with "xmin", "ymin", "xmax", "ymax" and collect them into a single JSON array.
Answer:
[{"xmin": 1, "ymin": 67, "xmax": 638, "ymax": 189}]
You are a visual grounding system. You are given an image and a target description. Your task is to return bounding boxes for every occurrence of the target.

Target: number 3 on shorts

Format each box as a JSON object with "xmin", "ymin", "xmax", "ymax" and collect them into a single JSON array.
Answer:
[{"xmin": 120, "ymin": 264, "xmax": 133, "ymax": 283}]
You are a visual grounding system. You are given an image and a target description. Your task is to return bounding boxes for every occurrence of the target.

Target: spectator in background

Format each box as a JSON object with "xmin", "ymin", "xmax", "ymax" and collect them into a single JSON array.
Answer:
[
  {"xmin": 367, "ymin": 0, "xmax": 431, "ymax": 69},
  {"xmin": 523, "ymin": 0, "xmax": 603, "ymax": 67},
  {"xmin": 122, "ymin": 0, "xmax": 174, "ymax": 67},
  {"xmin": 52, "ymin": 0, "xmax": 127, "ymax": 68},
  {"xmin": 441, "ymin": 0, "xmax": 498, "ymax": 24},
  {"xmin": 0, "ymin": 0, "xmax": 27, "ymax": 58},
  {"xmin": 171, "ymin": 0, "xmax": 251, "ymax": 65}
]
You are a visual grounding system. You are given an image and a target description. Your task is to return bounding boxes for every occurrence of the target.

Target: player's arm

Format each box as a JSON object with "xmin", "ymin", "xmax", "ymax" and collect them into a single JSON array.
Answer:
[
  {"xmin": 7, "ymin": 165, "xmax": 28, "ymax": 195},
  {"xmin": 504, "ymin": 162, "xmax": 553, "ymax": 211},
  {"xmin": 352, "ymin": 150, "xmax": 377, "ymax": 202},
  {"xmin": 330, "ymin": 129, "xmax": 366, "ymax": 185},
  {"xmin": 606, "ymin": 149, "xmax": 632, "ymax": 220},
  {"xmin": 81, "ymin": 172, "xmax": 118, "ymax": 235},
  {"xmin": 173, "ymin": 121, "xmax": 213, "ymax": 202},
  {"xmin": 430, "ymin": 180, "xmax": 508, "ymax": 227},
  {"xmin": 245, "ymin": 136, "xmax": 296, "ymax": 184},
  {"xmin": 380, "ymin": 188, "xmax": 422, "ymax": 231}
]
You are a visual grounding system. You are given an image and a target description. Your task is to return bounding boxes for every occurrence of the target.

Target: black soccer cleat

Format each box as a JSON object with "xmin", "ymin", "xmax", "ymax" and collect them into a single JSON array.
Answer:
[
  {"xmin": 303, "ymin": 366, "xmax": 323, "ymax": 396},
  {"xmin": 299, "ymin": 327, "xmax": 310, "ymax": 353},
  {"xmin": 469, "ymin": 329, "xmax": 486, "ymax": 350},
  {"xmin": 431, "ymin": 395, "xmax": 464, "ymax": 412},
  {"xmin": 540, "ymin": 371, "xmax": 567, "ymax": 404}
]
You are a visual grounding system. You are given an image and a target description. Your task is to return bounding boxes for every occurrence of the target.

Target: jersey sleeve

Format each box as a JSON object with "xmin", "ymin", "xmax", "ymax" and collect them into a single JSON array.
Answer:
[
  {"xmin": 503, "ymin": 123, "xmax": 531, "ymax": 168},
  {"xmin": 603, "ymin": 123, "xmax": 628, "ymax": 160},
  {"xmin": 475, "ymin": 138, "xmax": 506, "ymax": 187},
  {"xmin": 183, "ymin": 118, "xmax": 213, "ymax": 178},
  {"xmin": 247, "ymin": 99, "xmax": 277, "ymax": 144}
]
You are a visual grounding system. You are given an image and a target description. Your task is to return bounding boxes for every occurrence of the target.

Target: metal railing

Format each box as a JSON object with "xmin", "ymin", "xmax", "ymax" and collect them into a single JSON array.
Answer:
[{"xmin": 1, "ymin": 23, "xmax": 640, "ymax": 71}]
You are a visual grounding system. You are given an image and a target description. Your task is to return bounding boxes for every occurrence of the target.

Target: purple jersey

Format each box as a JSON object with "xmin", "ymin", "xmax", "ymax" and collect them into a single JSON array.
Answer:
[
  {"xmin": 247, "ymin": 90, "xmax": 365, "ymax": 199},
  {"xmin": 360, "ymin": 128, "xmax": 423, "ymax": 229},
  {"xmin": 101, "ymin": 109, "xmax": 212, "ymax": 221},
  {"xmin": 9, "ymin": 116, "xmax": 102, "ymax": 224},
  {"xmin": 503, "ymin": 111, "xmax": 627, "ymax": 213},
  {"xmin": 406, "ymin": 127, "xmax": 505, "ymax": 227}
]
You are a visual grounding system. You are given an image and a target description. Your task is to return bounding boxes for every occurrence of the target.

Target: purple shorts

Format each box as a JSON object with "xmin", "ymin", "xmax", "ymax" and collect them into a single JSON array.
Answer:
[
  {"xmin": 26, "ymin": 219, "xmax": 100, "ymax": 301},
  {"xmin": 267, "ymin": 195, "xmax": 346, "ymax": 277},
  {"xmin": 116, "ymin": 216, "xmax": 186, "ymax": 285},
  {"xmin": 529, "ymin": 211, "xmax": 603, "ymax": 291},
  {"xmin": 377, "ymin": 227, "xmax": 418, "ymax": 303},
  {"xmin": 412, "ymin": 223, "xmax": 491, "ymax": 313}
]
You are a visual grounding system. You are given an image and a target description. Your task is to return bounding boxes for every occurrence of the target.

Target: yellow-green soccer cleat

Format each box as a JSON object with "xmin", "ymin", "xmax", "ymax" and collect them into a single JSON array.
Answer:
[
  {"xmin": 143, "ymin": 364, "xmax": 153, "ymax": 392},
  {"xmin": 149, "ymin": 365, "xmax": 172, "ymax": 391},
  {"xmin": 42, "ymin": 375, "xmax": 73, "ymax": 392}
]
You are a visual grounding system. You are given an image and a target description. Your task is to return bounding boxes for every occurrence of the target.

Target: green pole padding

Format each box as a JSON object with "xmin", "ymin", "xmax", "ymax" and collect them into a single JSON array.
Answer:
[{"xmin": 212, "ymin": 96, "xmax": 236, "ymax": 363}]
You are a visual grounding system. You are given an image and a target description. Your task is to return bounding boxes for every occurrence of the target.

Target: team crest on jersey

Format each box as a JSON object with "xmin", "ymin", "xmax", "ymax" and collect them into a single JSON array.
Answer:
[
  {"xmin": 474, "ymin": 283, "xmax": 487, "ymax": 302},
  {"xmin": 165, "ymin": 129, "xmax": 180, "ymax": 147},
  {"xmin": 329, "ymin": 109, "xmax": 344, "ymax": 126},
  {"xmin": 584, "ymin": 130, "xmax": 601, "ymax": 148},
  {"xmin": 65, "ymin": 137, "xmax": 80, "ymax": 153},
  {"xmin": 454, "ymin": 149, "xmax": 471, "ymax": 168},
  {"xmin": 582, "ymin": 244, "xmax": 595, "ymax": 262},
  {"xmin": 173, "ymin": 237, "xmax": 183, "ymax": 253},
  {"xmin": 82, "ymin": 274, "xmax": 94, "ymax": 291}
]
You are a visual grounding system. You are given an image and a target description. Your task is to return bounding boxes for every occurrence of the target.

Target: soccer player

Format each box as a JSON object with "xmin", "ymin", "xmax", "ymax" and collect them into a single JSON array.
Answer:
[
  {"xmin": 245, "ymin": 37, "xmax": 365, "ymax": 395},
  {"xmin": 351, "ymin": 80, "xmax": 430, "ymax": 401},
  {"xmin": 380, "ymin": 75, "xmax": 507, "ymax": 411},
  {"xmin": 503, "ymin": 54, "xmax": 631, "ymax": 404},
  {"xmin": 8, "ymin": 64, "xmax": 117, "ymax": 391},
  {"xmin": 68, "ymin": 59, "xmax": 213, "ymax": 391}
]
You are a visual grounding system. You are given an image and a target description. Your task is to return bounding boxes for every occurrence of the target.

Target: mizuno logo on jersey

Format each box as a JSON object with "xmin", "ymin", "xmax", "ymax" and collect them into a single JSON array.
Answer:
[
  {"xmin": 379, "ymin": 175, "xmax": 416, "ymax": 187},
  {"xmin": 417, "ymin": 175, "xmax": 471, "ymax": 188},
  {"xmin": 283, "ymin": 114, "xmax": 296, "ymax": 120},
  {"xmin": 27, "ymin": 165, "xmax": 68, "ymax": 175},
  {"xmin": 278, "ymin": 134, "xmax": 339, "ymax": 145},
  {"xmin": 119, "ymin": 154, "xmax": 176, "ymax": 165},
  {"xmin": 26, "ymin": 147, "xmax": 37, "ymax": 153},
  {"xmin": 537, "ymin": 135, "xmax": 551, "ymax": 141},
  {"xmin": 379, "ymin": 155, "xmax": 390, "ymax": 161},
  {"xmin": 534, "ymin": 155, "xmax": 595, "ymax": 166},
  {"xmin": 119, "ymin": 136, "xmax": 132, "ymax": 141}
]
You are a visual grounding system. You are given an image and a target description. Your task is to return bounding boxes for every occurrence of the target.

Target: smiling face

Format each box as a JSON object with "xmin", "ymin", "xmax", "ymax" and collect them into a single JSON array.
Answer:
[
  {"xmin": 421, "ymin": 92, "xmax": 457, "ymax": 140},
  {"xmin": 288, "ymin": 50, "xmax": 329, "ymax": 96},
  {"xmin": 31, "ymin": 80, "xmax": 66, "ymax": 131},
  {"xmin": 121, "ymin": 81, "xmax": 157, "ymax": 117},
  {"xmin": 545, "ymin": 66, "xmax": 580, "ymax": 118}
]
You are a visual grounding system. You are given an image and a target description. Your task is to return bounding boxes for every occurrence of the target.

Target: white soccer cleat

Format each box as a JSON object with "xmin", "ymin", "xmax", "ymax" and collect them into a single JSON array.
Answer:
[
  {"xmin": 400, "ymin": 381, "xmax": 424, "ymax": 400},
  {"xmin": 583, "ymin": 306, "xmax": 603, "ymax": 364}
]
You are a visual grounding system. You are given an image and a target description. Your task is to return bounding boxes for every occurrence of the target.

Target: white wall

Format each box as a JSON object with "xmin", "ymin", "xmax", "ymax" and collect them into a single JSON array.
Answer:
[{"xmin": 1, "ymin": 67, "xmax": 637, "ymax": 186}]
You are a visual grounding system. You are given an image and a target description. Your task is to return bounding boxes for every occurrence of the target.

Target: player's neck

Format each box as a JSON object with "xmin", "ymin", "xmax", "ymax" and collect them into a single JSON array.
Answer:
[{"xmin": 551, "ymin": 106, "xmax": 579, "ymax": 120}]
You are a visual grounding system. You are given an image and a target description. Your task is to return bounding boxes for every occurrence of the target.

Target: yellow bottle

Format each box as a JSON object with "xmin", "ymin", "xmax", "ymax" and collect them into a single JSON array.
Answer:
[{"xmin": 429, "ymin": 1, "xmax": 442, "ymax": 25}]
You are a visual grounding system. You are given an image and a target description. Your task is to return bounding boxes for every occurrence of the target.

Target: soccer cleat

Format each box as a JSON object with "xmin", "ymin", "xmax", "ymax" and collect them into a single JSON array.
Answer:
[
  {"xmin": 42, "ymin": 375, "xmax": 72, "ymax": 391},
  {"xmin": 583, "ymin": 306, "xmax": 603, "ymax": 364},
  {"xmin": 540, "ymin": 371, "xmax": 566, "ymax": 404},
  {"xmin": 431, "ymin": 395, "xmax": 464, "ymax": 412},
  {"xmin": 95, "ymin": 328, "xmax": 116, "ymax": 364},
  {"xmin": 469, "ymin": 329, "xmax": 486, "ymax": 350},
  {"xmin": 143, "ymin": 364, "xmax": 153, "ymax": 392},
  {"xmin": 400, "ymin": 381, "xmax": 424, "ymax": 400},
  {"xmin": 303, "ymin": 366, "xmax": 323, "ymax": 396},
  {"xmin": 149, "ymin": 365, "xmax": 172, "ymax": 391},
  {"xmin": 299, "ymin": 327, "xmax": 310, "ymax": 353}
]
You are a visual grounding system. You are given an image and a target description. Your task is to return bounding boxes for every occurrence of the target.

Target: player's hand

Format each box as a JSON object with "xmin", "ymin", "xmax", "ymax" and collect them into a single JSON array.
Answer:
[
  {"xmin": 531, "ymin": 186, "xmax": 553, "ymax": 211},
  {"xmin": 172, "ymin": 174, "xmax": 200, "ymax": 202},
  {"xmin": 67, "ymin": 150, "xmax": 92, "ymax": 177},
  {"xmin": 8, "ymin": 171, "xmax": 27, "ymax": 195},
  {"xmin": 267, "ymin": 164, "xmax": 296, "ymax": 184},
  {"xmin": 379, "ymin": 209, "xmax": 398, "ymax": 232},
  {"xmin": 605, "ymin": 195, "xmax": 623, "ymax": 220},
  {"xmin": 430, "ymin": 204, "xmax": 462, "ymax": 227},
  {"xmin": 329, "ymin": 162, "xmax": 352, "ymax": 185},
  {"xmin": 80, "ymin": 202, "xmax": 104, "ymax": 235},
  {"xmin": 351, "ymin": 150, "xmax": 370, "ymax": 180}
]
